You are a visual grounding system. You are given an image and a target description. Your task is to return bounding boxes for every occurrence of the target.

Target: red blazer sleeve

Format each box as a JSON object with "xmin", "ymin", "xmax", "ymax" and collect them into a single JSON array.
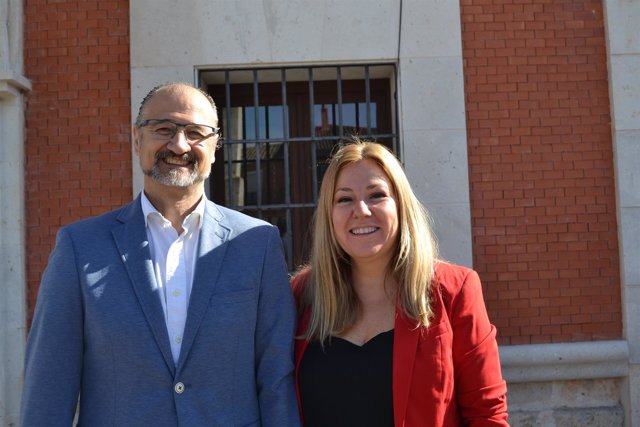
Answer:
[{"xmin": 439, "ymin": 264, "xmax": 509, "ymax": 426}]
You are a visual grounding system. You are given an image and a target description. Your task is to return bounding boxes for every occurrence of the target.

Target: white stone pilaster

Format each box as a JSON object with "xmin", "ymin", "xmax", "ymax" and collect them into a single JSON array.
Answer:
[
  {"xmin": 397, "ymin": 0, "xmax": 472, "ymax": 267},
  {"xmin": 603, "ymin": 0, "xmax": 640, "ymax": 425},
  {"xmin": 0, "ymin": 0, "xmax": 30, "ymax": 425}
]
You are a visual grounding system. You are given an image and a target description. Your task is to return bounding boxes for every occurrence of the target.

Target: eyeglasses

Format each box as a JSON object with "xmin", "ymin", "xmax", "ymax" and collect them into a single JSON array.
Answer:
[{"xmin": 138, "ymin": 119, "xmax": 220, "ymax": 143}]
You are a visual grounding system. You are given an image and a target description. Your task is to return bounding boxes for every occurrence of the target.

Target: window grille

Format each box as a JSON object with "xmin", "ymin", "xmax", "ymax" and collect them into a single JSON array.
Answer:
[{"xmin": 199, "ymin": 64, "xmax": 399, "ymax": 269}]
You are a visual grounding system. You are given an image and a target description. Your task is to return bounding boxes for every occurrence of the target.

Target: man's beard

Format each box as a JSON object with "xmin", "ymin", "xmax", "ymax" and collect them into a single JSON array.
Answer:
[{"xmin": 144, "ymin": 151, "xmax": 210, "ymax": 187}]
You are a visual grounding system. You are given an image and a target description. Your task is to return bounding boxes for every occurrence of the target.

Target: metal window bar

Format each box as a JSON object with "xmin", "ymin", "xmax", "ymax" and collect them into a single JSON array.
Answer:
[
  {"xmin": 224, "ymin": 70, "xmax": 234, "ymax": 207},
  {"xmin": 252, "ymin": 69, "xmax": 263, "ymax": 217},
  {"xmin": 365, "ymin": 65, "xmax": 372, "ymax": 134},
  {"xmin": 281, "ymin": 68, "xmax": 293, "ymax": 267},
  {"xmin": 308, "ymin": 67, "xmax": 318, "ymax": 203},
  {"xmin": 336, "ymin": 66, "xmax": 344, "ymax": 145}
]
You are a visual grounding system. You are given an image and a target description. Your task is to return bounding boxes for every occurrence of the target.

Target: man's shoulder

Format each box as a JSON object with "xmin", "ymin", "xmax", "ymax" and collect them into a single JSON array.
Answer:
[
  {"xmin": 207, "ymin": 201, "xmax": 274, "ymax": 231},
  {"xmin": 60, "ymin": 200, "xmax": 137, "ymax": 234}
]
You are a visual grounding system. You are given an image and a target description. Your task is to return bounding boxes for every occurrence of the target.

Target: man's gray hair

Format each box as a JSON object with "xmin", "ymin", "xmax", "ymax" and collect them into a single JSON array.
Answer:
[{"xmin": 134, "ymin": 82, "xmax": 218, "ymax": 126}]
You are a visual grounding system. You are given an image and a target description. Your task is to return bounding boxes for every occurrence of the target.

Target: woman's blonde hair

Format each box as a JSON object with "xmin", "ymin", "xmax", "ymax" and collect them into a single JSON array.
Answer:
[{"xmin": 301, "ymin": 139, "xmax": 439, "ymax": 342}]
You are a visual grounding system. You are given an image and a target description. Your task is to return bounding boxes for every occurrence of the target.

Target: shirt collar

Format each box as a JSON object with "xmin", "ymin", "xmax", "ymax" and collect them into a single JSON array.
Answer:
[{"xmin": 141, "ymin": 191, "xmax": 206, "ymax": 231}]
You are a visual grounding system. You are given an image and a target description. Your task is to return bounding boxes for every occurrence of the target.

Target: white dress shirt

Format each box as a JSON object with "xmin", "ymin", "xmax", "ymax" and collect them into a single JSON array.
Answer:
[{"xmin": 141, "ymin": 192, "xmax": 205, "ymax": 365}]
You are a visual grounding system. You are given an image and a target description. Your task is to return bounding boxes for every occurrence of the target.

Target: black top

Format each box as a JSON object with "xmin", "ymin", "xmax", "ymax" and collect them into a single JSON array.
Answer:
[{"xmin": 298, "ymin": 329, "xmax": 395, "ymax": 427}]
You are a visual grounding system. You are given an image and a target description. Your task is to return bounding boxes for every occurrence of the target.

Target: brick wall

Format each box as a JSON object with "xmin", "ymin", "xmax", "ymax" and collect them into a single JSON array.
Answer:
[
  {"xmin": 24, "ymin": 0, "xmax": 132, "ymax": 323},
  {"xmin": 461, "ymin": 0, "xmax": 622, "ymax": 344}
]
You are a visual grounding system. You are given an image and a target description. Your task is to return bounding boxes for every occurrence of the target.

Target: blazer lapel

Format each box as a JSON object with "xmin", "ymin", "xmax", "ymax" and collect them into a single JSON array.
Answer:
[
  {"xmin": 112, "ymin": 196, "xmax": 175, "ymax": 375},
  {"xmin": 294, "ymin": 307, "xmax": 311, "ymax": 421},
  {"xmin": 393, "ymin": 310, "xmax": 420, "ymax": 427},
  {"xmin": 294, "ymin": 308, "xmax": 311, "ymax": 371},
  {"xmin": 176, "ymin": 201, "xmax": 229, "ymax": 370}
]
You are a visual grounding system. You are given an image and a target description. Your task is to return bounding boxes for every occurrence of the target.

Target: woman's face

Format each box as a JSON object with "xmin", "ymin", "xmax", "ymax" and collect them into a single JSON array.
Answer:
[{"xmin": 331, "ymin": 159, "xmax": 399, "ymax": 268}]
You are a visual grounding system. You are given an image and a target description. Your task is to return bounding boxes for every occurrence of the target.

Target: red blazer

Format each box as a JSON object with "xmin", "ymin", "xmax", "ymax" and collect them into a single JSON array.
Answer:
[{"xmin": 293, "ymin": 262, "xmax": 509, "ymax": 426}]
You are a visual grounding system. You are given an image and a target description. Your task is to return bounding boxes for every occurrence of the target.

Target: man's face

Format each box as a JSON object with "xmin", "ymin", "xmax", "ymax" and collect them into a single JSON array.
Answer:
[{"xmin": 134, "ymin": 86, "xmax": 219, "ymax": 190}]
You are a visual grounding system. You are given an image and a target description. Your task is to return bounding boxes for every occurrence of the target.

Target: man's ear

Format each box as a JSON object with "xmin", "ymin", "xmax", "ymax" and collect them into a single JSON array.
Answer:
[{"xmin": 209, "ymin": 137, "xmax": 218, "ymax": 165}]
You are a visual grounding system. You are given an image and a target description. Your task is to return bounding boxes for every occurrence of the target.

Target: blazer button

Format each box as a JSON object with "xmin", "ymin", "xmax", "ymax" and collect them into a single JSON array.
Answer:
[{"xmin": 174, "ymin": 382, "xmax": 185, "ymax": 394}]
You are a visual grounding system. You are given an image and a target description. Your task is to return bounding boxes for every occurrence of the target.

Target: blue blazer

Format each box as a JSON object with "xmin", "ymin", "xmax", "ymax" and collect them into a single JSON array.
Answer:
[{"xmin": 21, "ymin": 196, "xmax": 301, "ymax": 427}]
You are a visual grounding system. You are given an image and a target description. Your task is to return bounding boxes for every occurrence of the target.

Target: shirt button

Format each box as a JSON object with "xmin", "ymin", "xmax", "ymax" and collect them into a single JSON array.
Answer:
[
  {"xmin": 172, "ymin": 289, "xmax": 181, "ymax": 297},
  {"xmin": 175, "ymin": 336, "xmax": 183, "ymax": 344},
  {"xmin": 174, "ymin": 382, "xmax": 185, "ymax": 394}
]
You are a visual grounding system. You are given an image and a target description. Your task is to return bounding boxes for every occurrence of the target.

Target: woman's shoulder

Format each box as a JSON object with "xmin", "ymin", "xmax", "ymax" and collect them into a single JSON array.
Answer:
[
  {"xmin": 290, "ymin": 266, "xmax": 312, "ymax": 303},
  {"xmin": 432, "ymin": 261, "xmax": 482, "ymax": 299},
  {"xmin": 434, "ymin": 261, "xmax": 476, "ymax": 280}
]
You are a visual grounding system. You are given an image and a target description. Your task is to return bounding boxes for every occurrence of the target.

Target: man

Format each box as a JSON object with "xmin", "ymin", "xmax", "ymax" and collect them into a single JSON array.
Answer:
[{"xmin": 21, "ymin": 83, "xmax": 301, "ymax": 426}]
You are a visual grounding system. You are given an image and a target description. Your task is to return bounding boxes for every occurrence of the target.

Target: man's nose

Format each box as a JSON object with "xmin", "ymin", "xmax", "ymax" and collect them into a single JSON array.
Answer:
[{"xmin": 168, "ymin": 128, "xmax": 191, "ymax": 153}]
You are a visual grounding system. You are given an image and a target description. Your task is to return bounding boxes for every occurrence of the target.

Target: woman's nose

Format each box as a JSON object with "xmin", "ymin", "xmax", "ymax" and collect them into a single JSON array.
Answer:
[{"xmin": 353, "ymin": 200, "xmax": 372, "ymax": 217}]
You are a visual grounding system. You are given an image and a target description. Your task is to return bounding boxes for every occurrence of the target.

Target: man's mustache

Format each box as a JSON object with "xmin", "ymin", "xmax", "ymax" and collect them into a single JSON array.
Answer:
[{"xmin": 155, "ymin": 151, "xmax": 197, "ymax": 164}]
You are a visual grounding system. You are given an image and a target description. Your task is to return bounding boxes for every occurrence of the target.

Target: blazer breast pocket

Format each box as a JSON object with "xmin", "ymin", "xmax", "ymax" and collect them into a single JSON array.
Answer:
[
  {"xmin": 201, "ymin": 289, "xmax": 257, "ymax": 351},
  {"xmin": 207, "ymin": 289, "xmax": 258, "ymax": 330},
  {"xmin": 210, "ymin": 289, "xmax": 256, "ymax": 305}
]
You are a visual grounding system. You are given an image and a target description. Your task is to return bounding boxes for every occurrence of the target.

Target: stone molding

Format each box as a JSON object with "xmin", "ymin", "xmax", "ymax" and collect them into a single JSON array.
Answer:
[
  {"xmin": 501, "ymin": 340, "xmax": 629, "ymax": 383},
  {"xmin": 0, "ymin": 71, "xmax": 31, "ymax": 99}
]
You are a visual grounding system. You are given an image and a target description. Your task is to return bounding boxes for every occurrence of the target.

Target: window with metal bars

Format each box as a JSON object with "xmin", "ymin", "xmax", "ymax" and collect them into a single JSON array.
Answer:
[{"xmin": 200, "ymin": 64, "xmax": 398, "ymax": 269}]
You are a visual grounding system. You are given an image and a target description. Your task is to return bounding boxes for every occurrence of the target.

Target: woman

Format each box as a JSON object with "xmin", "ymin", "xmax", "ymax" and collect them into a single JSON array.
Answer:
[{"xmin": 292, "ymin": 140, "xmax": 508, "ymax": 426}]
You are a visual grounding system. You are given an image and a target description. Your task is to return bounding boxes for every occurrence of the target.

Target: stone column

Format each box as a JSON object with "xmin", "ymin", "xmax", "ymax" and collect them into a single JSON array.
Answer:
[{"xmin": 0, "ymin": 0, "xmax": 31, "ymax": 425}]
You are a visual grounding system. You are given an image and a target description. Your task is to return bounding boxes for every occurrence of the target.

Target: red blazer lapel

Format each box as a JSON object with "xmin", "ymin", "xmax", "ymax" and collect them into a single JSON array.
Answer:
[
  {"xmin": 393, "ymin": 310, "xmax": 420, "ymax": 427},
  {"xmin": 294, "ymin": 306, "xmax": 311, "ymax": 423},
  {"xmin": 294, "ymin": 308, "xmax": 310, "ymax": 370}
]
